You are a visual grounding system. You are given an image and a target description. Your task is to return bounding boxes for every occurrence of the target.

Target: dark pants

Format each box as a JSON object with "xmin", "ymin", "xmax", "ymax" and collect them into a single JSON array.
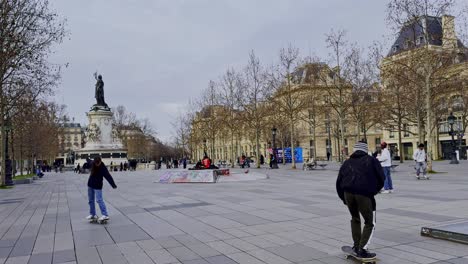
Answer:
[{"xmin": 344, "ymin": 192, "xmax": 376, "ymax": 249}]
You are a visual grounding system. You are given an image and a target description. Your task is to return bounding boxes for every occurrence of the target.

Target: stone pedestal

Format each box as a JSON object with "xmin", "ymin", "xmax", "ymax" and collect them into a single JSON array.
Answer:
[{"xmin": 75, "ymin": 108, "xmax": 127, "ymax": 167}]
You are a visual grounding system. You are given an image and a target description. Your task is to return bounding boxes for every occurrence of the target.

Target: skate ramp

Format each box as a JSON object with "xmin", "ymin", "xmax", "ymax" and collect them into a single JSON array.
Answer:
[{"xmin": 421, "ymin": 220, "xmax": 468, "ymax": 244}]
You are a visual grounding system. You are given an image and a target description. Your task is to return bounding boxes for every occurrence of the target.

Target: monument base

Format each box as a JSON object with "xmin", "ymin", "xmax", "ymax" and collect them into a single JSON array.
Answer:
[
  {"xmin": 75, "ymin": 149, "xmax": 128, "ymax": 168},
  {"xmin": 421, "ymin": 221, "xmax": 468, "ymax": 244}
]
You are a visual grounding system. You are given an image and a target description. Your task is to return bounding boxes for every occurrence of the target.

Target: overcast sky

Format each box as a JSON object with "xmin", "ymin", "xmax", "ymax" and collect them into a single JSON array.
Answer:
[{"xmin": 50, "ymin": 0, "xmax": 393, "ymax": 142}]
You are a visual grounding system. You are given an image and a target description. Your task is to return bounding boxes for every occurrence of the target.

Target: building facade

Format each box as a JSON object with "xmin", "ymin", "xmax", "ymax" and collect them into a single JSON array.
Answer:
[{"xmin": 57, "ymin": 122, "xmax": 85, "ymax": 165}]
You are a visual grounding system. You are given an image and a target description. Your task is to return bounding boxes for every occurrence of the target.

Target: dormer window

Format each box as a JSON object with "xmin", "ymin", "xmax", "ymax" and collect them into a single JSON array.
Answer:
[{"xmin": 417, "ymin": 36, "xmax": 424, "ymax": 45}]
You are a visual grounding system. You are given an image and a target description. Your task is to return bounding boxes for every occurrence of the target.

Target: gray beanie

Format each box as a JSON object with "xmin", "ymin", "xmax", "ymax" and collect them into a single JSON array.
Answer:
[{"xmin": 353, "ymin": 141, "xmax": 368, "ymax": 153}]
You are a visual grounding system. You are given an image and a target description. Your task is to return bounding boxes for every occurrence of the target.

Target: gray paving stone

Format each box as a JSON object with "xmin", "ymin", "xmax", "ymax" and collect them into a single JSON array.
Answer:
[
  {"xmin": 136, "ymin": 239, "xmax": 163, "ymax": 251},
  {"xmin": 0, "ymin": 248, "xmax": 12, "ymax": 259},
  {"xmin": 204, "ymin": 255, "xmax": 237, "ymax": 264},
  {"xmin": 9, "ymin": 237, "xmax": 35, "ymax": 257},
  {"xmin": 0, "ymin": 240, "xmax": 16, "ymax": 248},
  {"xmin": 106, "ymin": 225, "xmax": 151, "ymax": 243},
  {"xmin": 185, "ymin": 244, "xmax": 220, "ymax": 258},
  {"xmin": 73, "ymin": 229, "xmax": 114, "ymax": 248},
  {"xmin": 52, "ymin": 249, "xmax": 75, "ymax": 264},
  {"xmin": 266, "ymin": 244, "xmax": 328, "ymax": 263},
  {"xmin": 181, "ymin": 259, "xmax": 209, "ymax": 264},
  {"xmin": 4, "ymin": 255, "xmax": 30, "ymax": 264},
  {"xmin": 27, "ymin": 252, "xmax": 52, "ymax": 264},
  {"xmin": 379, "ymin": 208, "xmax": 460, "ymax": 222},
  {"xmin": 227, "ymin": 252, "xmax": 265, "ymax": 264},
  {"xmin": 75, "ymin": 246, "xmax": 102, "ymax": 264},
  {"xmin": 166, "ymin": 246, "xmax": 201, "ymax": 262},
  {"xmin": 146, "ymin": 249, "xmax": 178, "ymax": 264},
  {"xmin": 96, "ymin": 244, "xmax": 128, "ymax": 264}
]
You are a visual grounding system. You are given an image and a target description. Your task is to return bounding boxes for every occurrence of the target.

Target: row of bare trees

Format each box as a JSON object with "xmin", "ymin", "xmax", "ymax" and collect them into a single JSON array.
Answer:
[
  {"xmin": 0, "ymin": 0, "xmax": 67, "ymax": 184},
  {"xmin": 174, "ymin": 0, "xmax": 468, "ymax": 169},
  {"xmin": 113, "ymin": 105, "xmax": 177, "ymax": 162}
]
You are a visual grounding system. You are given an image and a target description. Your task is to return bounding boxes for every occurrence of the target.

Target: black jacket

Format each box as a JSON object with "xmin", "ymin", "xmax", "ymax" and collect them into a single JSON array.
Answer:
[
  {"xmin": 336, "ymin": 151, "xmax": 385, "ymax": 203},
  {"xmin": 87, "ymin": 163, "xmax": 117, "ymax": 190}
]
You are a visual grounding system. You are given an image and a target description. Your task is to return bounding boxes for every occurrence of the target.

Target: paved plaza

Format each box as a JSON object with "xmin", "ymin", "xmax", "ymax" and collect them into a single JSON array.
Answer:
[{"xmin": 1, "ymin": 161, "xmax": 468, "ymax": 264}]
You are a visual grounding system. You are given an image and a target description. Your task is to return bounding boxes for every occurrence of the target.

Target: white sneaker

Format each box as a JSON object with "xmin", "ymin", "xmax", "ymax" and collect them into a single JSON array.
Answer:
[
  {"xmin": 86, "ymin": 215, "xmax": 97, "ymax": 220},
  {"xmin": 424, "ymin": 176, "xmax": 429, "ymax": 180},
  {"xmin": 98, "ymin": 215, "xmax": 109, "ymax": 221},
  {"xmin": 381, "ymin": 190, "xmax": 390, "ymax": 194},
  {"xmin": 389, "ymin": 189, "xmax": 394, "ymax": 193}
]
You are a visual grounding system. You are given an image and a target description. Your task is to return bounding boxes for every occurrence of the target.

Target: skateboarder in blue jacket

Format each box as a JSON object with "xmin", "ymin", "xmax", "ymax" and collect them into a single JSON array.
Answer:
[
  {"xmin": 336, "ymin": 141, "xmax": 385, "ymax": 259},
  {"xmin": 86, "ymin": 157, "xmax": 117, "ymax": 222}
]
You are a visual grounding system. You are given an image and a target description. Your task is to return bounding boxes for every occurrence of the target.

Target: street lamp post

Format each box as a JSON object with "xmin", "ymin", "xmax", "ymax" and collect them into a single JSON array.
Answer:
[
  {"xmin": 326, "ymin": 118, "xmax": 332, "ymax": 161},
  {"xmin": 447, "ymin": 112, "xmax": 459, "ymax": 164},
  {"xmin": 4, "ymin": 117, "xmax": 14, "ymax": 186},
  {"xmin": 271, "ymin": 128, "xmax": 279, "ymax": 169}
]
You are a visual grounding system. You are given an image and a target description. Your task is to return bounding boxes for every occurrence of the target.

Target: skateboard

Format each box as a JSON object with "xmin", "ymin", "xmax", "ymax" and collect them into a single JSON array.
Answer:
[
  {"xmin": 89, "ymin": 217, "xmax": 108, "ymax": 224},
  {"xmin": 416, "ymin": 175, "xmax": 430, "ymax": 180},
  {"xmin": 341, "ymin": 246, "xmax": 377, "ymax": 264}
]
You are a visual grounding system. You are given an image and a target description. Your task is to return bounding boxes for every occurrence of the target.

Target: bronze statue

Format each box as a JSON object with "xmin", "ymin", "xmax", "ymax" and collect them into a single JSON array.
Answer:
[{"xmin": 94, "ymin": 72, "xmax": 108, "ymax": 108}]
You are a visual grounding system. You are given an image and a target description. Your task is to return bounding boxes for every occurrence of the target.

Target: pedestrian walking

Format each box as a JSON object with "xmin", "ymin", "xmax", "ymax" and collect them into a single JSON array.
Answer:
[
  {"xmin": 86, "ymin": 157, "xmax": 117, "ymax": 222},
  {"xmin": 413, "ymin": 143, "xmax": 428, "ymax": 179},
  {"xmin": 336, "ymin": 141, "xmax": 385, "ymax": 260},
  {"xmin": 327, "ymin": 151, "xmax": 331, "ymax": 161},
  {"xmin": 378, "ymin": 142, "xmax": 393, "ymax": 193}
]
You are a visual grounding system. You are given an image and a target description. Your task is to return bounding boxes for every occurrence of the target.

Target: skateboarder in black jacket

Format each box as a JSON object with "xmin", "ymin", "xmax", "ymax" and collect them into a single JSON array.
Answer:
[
  {"xmin": 86, "ymin": 157, "xmax": 117, "ymax": 222},
  {"xmin": 336, "ymin": 141, "xmax": 384, "ymax": 259}
]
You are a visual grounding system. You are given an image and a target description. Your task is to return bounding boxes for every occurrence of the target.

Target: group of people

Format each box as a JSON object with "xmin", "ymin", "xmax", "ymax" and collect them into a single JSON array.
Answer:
[
  {"xmin": 336, "ymin": 140, "xmax": 428, "ymax": 260},
  {"xmin": 79, "ymin": 139, "xmax": 430, "ymax": 262},
  {"xmin": 161, "ymin": 158, "xmax": 188, "ymax": 169}
]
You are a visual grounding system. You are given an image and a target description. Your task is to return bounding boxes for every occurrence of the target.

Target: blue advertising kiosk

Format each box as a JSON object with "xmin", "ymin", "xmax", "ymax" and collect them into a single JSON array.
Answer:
[{"xmin": 277, "ymin": 147, "xmax": 303, "ymax": 163}]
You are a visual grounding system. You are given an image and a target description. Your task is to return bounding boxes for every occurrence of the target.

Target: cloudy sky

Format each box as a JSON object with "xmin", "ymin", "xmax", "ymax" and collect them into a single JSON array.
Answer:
[{"xmin": 50, "ymin": 0, "xmax": 394, "ymax": 142}]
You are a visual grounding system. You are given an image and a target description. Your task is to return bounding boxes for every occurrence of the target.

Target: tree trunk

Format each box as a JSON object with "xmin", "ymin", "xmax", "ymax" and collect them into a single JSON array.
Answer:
[
  {"xmin": 290, "ymin": 119, "xmax": 296, "ymax": 169},
  {"xmin": 255, "ymin": 128, "xmax": 260, "ymax": 168},
  {"xmin": 425, "ymin": 73, "xmax": 433, "ymax": 171},
  {"xmin": 339, "ymin": 114, "xmax": 345, "ymax": 162},
  {"xmin": 398, "ymin": 116, "xmax": 404, "ymax": 163},
  {"xmin": 0, "ymin": 100, "xmax": 5, "ymax": 185},
  {"xmin": 231, "ymin": 133, "xmax": 235, "ymax": 168},
  {"xmin": 281, "ymin": 138, "xmax": 286, "ymax": 165}
]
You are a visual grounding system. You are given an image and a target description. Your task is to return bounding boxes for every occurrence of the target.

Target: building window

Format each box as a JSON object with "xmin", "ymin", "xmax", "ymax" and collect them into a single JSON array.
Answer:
[
  {"xmin": 389, "ymin": 130, "xmax": 395, "ymax": 138},
  {"xmin": 375, "ymin": 137, "xmax": 381, "ymax": 146},
  {"xmin": 403, "ymin": 124, "xmax": 409, "ymax": 137},
  {"xmin": 344, "ymin": 139, "xmax": 348, "ymax": 147}
]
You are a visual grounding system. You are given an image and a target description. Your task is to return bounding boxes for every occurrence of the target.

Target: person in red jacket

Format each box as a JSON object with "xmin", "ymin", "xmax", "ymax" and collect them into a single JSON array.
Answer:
[{"xmin": 202, "ymin": 155, "xmax": 211, "ymax": 169}]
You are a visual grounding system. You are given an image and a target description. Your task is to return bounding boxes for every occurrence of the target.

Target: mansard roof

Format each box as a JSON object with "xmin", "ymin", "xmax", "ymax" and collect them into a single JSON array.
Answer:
[{"xmin": 387, "ymin": 15, "xmax": 466, "ymax": 57}]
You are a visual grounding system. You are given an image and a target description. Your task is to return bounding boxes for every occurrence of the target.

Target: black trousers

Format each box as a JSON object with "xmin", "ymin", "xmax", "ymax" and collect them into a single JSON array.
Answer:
[{"xmin": 344, "ymin": 192, "xmax": 376, "ymax": 249}]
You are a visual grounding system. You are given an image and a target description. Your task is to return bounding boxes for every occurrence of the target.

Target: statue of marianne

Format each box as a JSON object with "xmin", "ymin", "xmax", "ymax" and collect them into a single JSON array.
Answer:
[{"xmin": 94, "ymin": 72, "xmax": 108, "ymax": 107}]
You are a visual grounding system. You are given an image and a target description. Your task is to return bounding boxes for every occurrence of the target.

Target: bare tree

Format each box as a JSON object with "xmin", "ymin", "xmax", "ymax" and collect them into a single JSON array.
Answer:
[
  {"xmin": 344, "ymin": 45, "xmax": 380, "ymax": 142},
  {"xmin": 0, "ymin": 0, "xmax": 66, "ymax": 185},
  {"xmin": 239, "ymin": 51, "xmax": 271, "ymax": 168},
  {"xmin": 323, "ymin": 29, "xmax": 352, "ymax": 161},
  {"xmin": 385, "ymin": 0, "xmax": 463, "ymax": 170},
  {"xmin": 218, "ymin": 68, "xmax": 242, "ymax": 167},
  {"xmin": 271, "ymin": 44, "xmax": 304, "ymax": 169}
]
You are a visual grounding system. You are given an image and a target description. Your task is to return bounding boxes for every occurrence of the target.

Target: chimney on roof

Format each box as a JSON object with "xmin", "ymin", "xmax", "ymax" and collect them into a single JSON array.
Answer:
[{"xmin": 442, "ymin": 15, "xmax": 457, "ymax": 49}]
